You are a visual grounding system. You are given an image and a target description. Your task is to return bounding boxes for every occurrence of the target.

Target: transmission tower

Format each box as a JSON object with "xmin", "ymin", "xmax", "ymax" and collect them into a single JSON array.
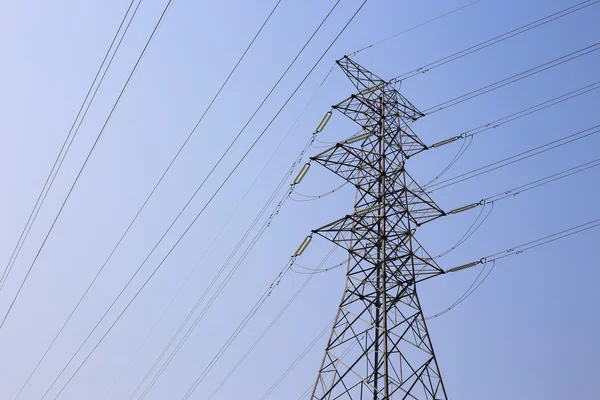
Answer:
[{"xmin": 309, "ymin": 56, "xmax": 447, "ymax": 399}]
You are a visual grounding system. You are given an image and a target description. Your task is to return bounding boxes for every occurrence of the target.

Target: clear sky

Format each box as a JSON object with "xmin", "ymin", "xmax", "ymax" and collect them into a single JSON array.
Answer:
[{"xmin": 0, "ymin": 0, "xmax": 599, "ymax": 399}]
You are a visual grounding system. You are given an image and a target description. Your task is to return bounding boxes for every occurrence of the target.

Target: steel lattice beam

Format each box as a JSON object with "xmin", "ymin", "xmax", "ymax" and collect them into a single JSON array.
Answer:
[{"xmin": 309, "ymin": 57, "xmax": 447, "ymax": 400}]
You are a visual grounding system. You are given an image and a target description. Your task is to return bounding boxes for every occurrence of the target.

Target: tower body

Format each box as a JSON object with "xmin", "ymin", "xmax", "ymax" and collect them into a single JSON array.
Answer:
[{"xmin": 310, "ymin": 57, "xmax": 447, "ymax": 399}]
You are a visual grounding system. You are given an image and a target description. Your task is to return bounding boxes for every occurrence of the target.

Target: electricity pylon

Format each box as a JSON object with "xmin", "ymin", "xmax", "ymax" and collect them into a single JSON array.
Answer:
[{"xmin": 309, "ymin": 56, "xmax": 447, "ymax": 399}]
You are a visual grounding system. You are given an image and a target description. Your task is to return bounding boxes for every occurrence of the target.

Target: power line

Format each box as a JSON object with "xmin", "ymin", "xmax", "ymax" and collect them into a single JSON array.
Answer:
[
  {"xmin": 483, "ymin": 157, "xmax": 600, "ymax": 203},
  {"xmin": 459, "ymin": 80, "xmax": 600, "ymax": 139},
  {"xmin": 423, "ymin": 42, "xmax": 600, "ymax": 114},
  {"xmin": 42, "ymin": 2, "xmax": 365, "ymax": 398},
  {"xmin": 426, "ymin": 261, "xmax": 496, "ymax": 320},
  {"xmin": 446, "ymin": 217, "xmax": 600, "ymax": 271},
  {"xmin": 0, "ymin": 0, "xmax": 174, "ymax": 331},
  {"xmin": 177, "ymin": 256, "xmax": 298, "ymax": 400},
  {"xmin": 0, "ymin": 0, "xmax": 140, "ymax": 291},
  {"xmin": 259, "ymin": 320, "xmax": 334, "ymax": 399},
  {"xmin": 391, "ymin": 0, "xmax": 600, "ymax": 82},
  {"xmin": 12, "ymin": 5, "xmax": 150, "ymax": 399},
  {"xmin": 290, "ymin": 181, "xmax": 348, "ymax": 201},
  {"xmin": 423, "ymin": 79, "xmax": 600, "ymax": 187},
  {"xmin": 291, "ymin": 258, "xmax": 347, "ymax": 274},
  {"xmin": 122, "ymin": 80, "xmax": 332, "ymax": 400},
  {"xmin": 199, "ymin": 101, "xmax": 600, "ymax": 396},
  {"xmin": 128, "ymin": 152, "xmax": 306, "ymax": 400},
  {"xmin": 427, "ymin": 124, "xmax": 600, "ymax": 192},
  {"xmin": 16, "ymin": 1, "xmax": 284, "ymax": 396},
  {"xmin": 428, "ymin": 157, "xmax": 600, "ymax": 260},
  {"xmin": 484, "ymin": 218, "xmax": 600, "ymax": 262},
  {"xmin": 205, "ymin": 249, "xmax": 337, "ymax": 399},
  {"xmin": 434, "ymin": 202, "xmax": 495, "ymax": 259},
  {"xmin": 131, "ymin": 6, "xmax": 369, "ymax": 398},
  {"xmin": 104, "ymin": 58, "xmax": 334, "ymax": 400},
  {"xmin": 348, "ymin": 0, "xmax": 482, "ymax": 57}
]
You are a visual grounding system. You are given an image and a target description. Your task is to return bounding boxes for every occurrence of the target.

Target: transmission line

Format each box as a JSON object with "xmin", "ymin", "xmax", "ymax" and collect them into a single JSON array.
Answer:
[
  {"xmin": 41, "ymin": 2, "xmax": 366, "ymax": 398},
  {"xmin": 427, "ymin": 124, "xmax": 600, "ymax": 192},
  {"xmin": 428, "ymin": 156, "xmax": 600, "ymax": 260},
  {"xmin": 423, "ymin": 42, "xmax": 600, "ymax": 114},
  {"xmin": 226, "ymin": 152, "xmax": 600, "ymax": 397},
  {"xmin": 390, "ymin": 0, "xmax": 600, "ymax": 83},
  {"xmin": 458, "ymin": 80, "xmax": 600, "ymax": 139},
  {"xmin": 484, "ymin": 158, "xmax": 600, "ymax": 203},
  {"xmin": 126, "ymin": 138, "xmax": 315, "ymax": 400},
  {"xmin": 259, "ymin": 320, "xmax": 335, "ymax": 399},
  {"xmin": 0, "ymin": 0, "xmax": 174, "ymax": 332},
  {"xmin": 204, "ymin": 249, "xmax": 337, "ymax": 399},
  {"xmin": 16, "ymin": 1, "xmax": 284, "ymax": 396},
  {"xmin": 426, "ymin": 261, "xmax": 496, "ymax": 320},
  {"xmin": 348, "ymin": 0, "xmax": 481, "ymax": 57},
  {"xmin": 129, "ymin": 6, "xmax": 370, "ymax": 399},
  {"xmin": 484, "ymin": 218, "xmax": 600, "ymax": 262},
  {"xmin": 0, "ymin": 0, "xmax": 141, "ymax": 291},
  {"xmin": 429, "ymin": 153, "xmax": 599, "ymax": 265},
  {"xmin": 104, "ymin": 60, "xmax": 334, "ymax": 400},
  {"xmin": 119, "ymin": 79, "xmax": 332, "ymax": 400},
  {"xmin": 423, "ymin": 79, "xmax": 600, "ymax": 186},
  {"xmin": 290, "ymin": 182, "xmax": 348, "ymax": 201},
  {"xmin": 435, "ymin": 202, "xmax": 495, "ymax": 259},
  {"xmin": 446, "ymin": 217, "xmax": 600, "ymax": 271},
  {"xmin": 176, "ymin": 248, "xmax": 336, "ymax": 399}
]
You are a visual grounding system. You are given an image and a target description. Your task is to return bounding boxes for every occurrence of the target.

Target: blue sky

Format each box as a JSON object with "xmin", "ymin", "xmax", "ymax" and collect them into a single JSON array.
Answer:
[{"xmin": 0, "ymin": 0, "xmax": 599, "ymax": 399}]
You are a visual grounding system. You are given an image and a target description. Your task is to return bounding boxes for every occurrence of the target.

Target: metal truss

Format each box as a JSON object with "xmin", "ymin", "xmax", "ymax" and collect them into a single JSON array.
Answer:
[{"xmin": 309, "ymin": 56, "xmax": 447, "ymax": 399}]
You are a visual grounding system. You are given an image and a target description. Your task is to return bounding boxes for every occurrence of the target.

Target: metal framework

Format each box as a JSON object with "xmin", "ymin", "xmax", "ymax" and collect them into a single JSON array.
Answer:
[{"xmin": 309, "ymin": 56, "xmax": 447, "ymax": 399}]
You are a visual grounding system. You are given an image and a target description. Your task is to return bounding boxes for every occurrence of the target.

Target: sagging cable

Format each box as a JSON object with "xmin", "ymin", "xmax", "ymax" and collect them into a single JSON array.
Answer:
[
  {"xmin": 435, "ymin": 202, "xmax": 494, "ymax": 259},
  {"xmin": 291, "ymin": 181, "xmax": 348, "ymax": 202},
  {"xmin": 291, "ymin": 258, "xmax": 346, "ymax": 274}
]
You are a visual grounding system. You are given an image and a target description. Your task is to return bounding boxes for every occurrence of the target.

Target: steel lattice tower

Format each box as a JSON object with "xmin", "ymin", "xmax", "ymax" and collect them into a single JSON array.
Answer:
[{"xmin": 309, "ymin": 56, "xmax": 447, "ymax": 399}]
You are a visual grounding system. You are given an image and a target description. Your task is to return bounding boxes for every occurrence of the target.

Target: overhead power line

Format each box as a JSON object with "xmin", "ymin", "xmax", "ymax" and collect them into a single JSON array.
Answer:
[
  {"xmin": 121, "ymin": 85, "xmax": 331, "ymax": 400},
  {"xmin": 259, "ymin": 320, "xmax": 334, "ymax": 400},
  {"xmin": 41, "ymin": 2, "xmax": 367, "ymax": 399},
  {"xmin": 420, "ymin": 213, "xmax": 595, "ymax": 320},
  {"xmin": 210, "ymin": 152, "xmax": 600, "ymax": 398},
  {"xmin": 0, "ymin": 0, "xmax": 141, "ymax": 291},
  {"xmin": 130, "ymin": 6, "xmax": 371, "ymax": 399},
  {"xmin": 208, "ymin": 147, "xmax": 600, "ymax": 398},
  {"xmin": 204, "ymin": 249, "xmax": 337, "ymax": 400},
  {"xmin": 427, "ymin": 124, "xmax": 600, "ymax": 192},
  {"xmin": 483, "ymin": 158, "xmax": 600, "ymax": 203},
  {"xmin": 423, "ymin": 79, "xmax": 600, "ymax": 187},
  {"xmin": 104, "ymin": 57, "xmax": 334, "ymax": 400},
  {"xmin": 391, "ymin": 0, "xmax": 600, "ymax": 82},
  {"xmin": 423, "ymin": 41, "xmax": 600, "ymax": 114},
  {"xmin": 484, "ymin": 218, "xmax": 600, "ymax": 262},
  {"xmin": 431, "ymin": 156, "xmax": 600, "ymax": 259},
  {"xmin": 16, "ymin": 1, "xmax": 284, "ymax": 396},
  {"xmin": 446, "ymin": 217, "xmax": 600, "ymax": 271},
  {"xmin": 426, "ymin": 261, "xmax": 496, "ymax": 320},
  {"xmin": 0, "ymin": 0, "xmax": 174, "ymax": 331},
  {"xmin": 459, "ymin": 80, "xmax": 600, "ymax": 139},
  {"xmin": 348, "ymin": 0, "xmax": 482, "ymax": 57}
]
